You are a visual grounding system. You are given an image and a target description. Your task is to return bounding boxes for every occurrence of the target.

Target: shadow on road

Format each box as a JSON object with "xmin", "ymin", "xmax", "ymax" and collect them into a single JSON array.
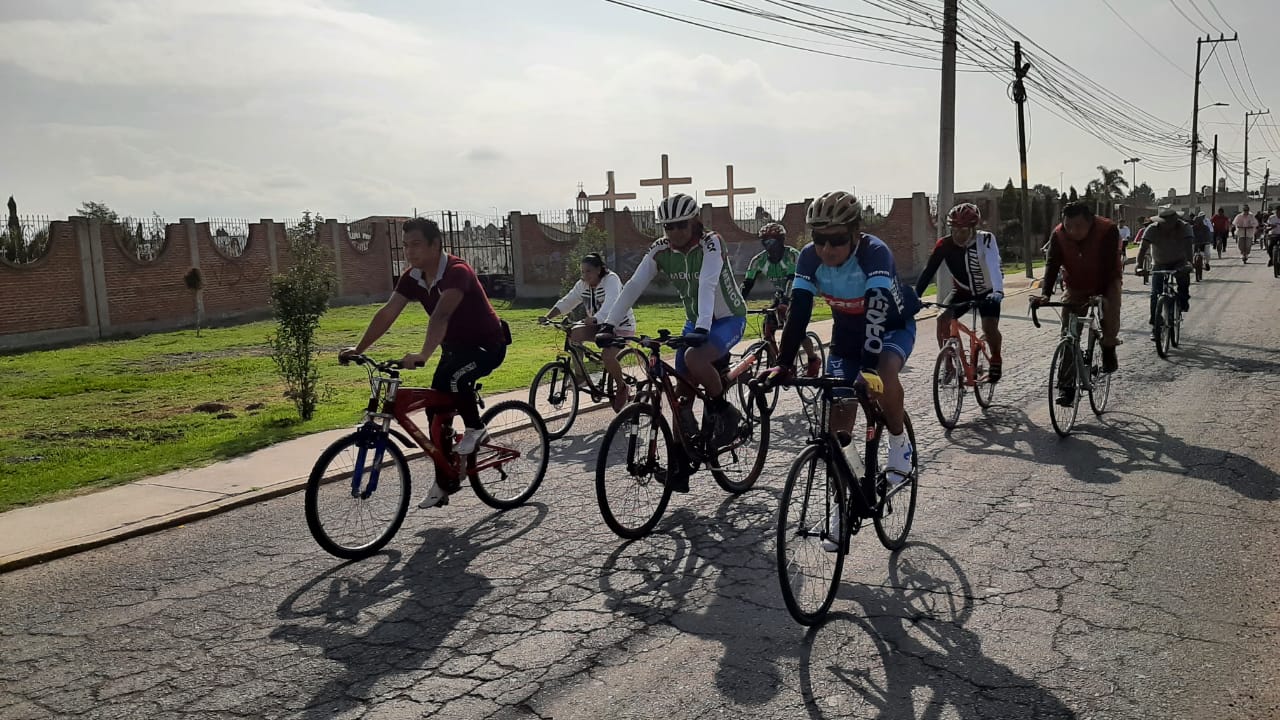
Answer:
[
  {"xmin": 801, "ymin": 542, "xmax": 1076, "ymax": 719},
  {"xmin": 947, "ymin": 405, "xmax": 1277, "ymax": 500},
  {"xmin": 271, "ymin": 503, "xmax": 549, "ymax": 719},
  {"xmin": 597, "ymin": 490, "xmax": 797, "ymax": 707}
]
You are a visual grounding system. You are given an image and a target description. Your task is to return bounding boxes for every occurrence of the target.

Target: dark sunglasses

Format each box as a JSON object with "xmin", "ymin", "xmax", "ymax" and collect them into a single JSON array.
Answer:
[
  {"xmin": 811, "ymin": 230, "xmax": 853, "ymax": 247},
  {"xmin": 663, "ymin": 221, "xmax": 690, "ymax": 231}
]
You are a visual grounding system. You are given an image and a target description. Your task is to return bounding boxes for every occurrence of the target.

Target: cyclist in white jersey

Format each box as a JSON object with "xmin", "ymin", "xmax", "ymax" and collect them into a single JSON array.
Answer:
[{"xmin": 542, "ymin": 253, "xmax": 637, "ymax": 410}]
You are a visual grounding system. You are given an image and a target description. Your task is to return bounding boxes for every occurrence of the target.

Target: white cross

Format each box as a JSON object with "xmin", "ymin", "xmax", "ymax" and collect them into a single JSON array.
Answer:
[
  {"xmin": 586, "ymin": 171, "xmax": 637, "ymax": 211},
  {"xmin": 639, "ymin": 154, "xmax": 693, "ymax": 198},
  {"xmin": 705, "ymin": 165, "xmax": 756, "ymax": 208}
]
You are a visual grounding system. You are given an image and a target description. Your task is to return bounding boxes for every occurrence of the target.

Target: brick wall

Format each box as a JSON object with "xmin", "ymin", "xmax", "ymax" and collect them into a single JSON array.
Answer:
[
  {"xmin": 874, "ymin": 197, "xmax": 922, "ymax": 278},
  {"xmin": 101, "ymin": 222, "xmax": 196, "ymax": 328},
  {"xmin": 0, "ymin": 221, "xmax": 87, "ymax": 335},
  {"xmin": 197, "ymin": 222, "xmax": 273, "ymax": 319},
  {"xmin": 329, "ymin": 222, "xmax": 394, "ymax": 301}
]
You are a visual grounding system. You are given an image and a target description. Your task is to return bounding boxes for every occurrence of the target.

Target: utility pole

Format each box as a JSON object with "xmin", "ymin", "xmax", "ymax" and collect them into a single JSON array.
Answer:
[
  {"xmin": 1190, "ymin": 33, "xmax": 1237, "ymax": 196},
  {"xmin": 1211, "ymin": 134, "xmax": 1218, "ymax": 214},
  {"xmin": 937, "ymin": 0, "xmax": 957, "ymax": 233},
  {"xmin": 1013, "ymin": 41, "xmax": 1033, "ymax": 277},
  {"xmin": 1263, "ymin": 164, "xmax": 1271, "ymax": 212},
  {"xmin": 1245, "ymin": 109, "xmax": 1271, "ymax": 201},
  {"xmin": 1124, "ymin": 157, "xmax": 1141, "ymax": 196}
]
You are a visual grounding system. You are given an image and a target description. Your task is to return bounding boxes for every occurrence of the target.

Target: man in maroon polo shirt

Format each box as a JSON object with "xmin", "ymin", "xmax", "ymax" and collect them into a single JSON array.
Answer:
[{"xmin": 340, "ymin": 217, "xmax": 510, "ymax": 508}]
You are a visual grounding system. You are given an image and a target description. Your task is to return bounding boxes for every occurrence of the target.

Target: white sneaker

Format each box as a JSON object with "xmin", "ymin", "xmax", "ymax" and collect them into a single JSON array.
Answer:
[
  {"xmin": 812, "ymin": 504, "xmax": 842, "ymax": 553},
  {"xmin": 455, "ymin": 427, "xmax": 489, "ymax": 455},
  {"xmin": 417, "ymin": 480, "xmax": 447, "ymax": 509},
  {"xmin": 886, "ymin": 441, "xmax": 913, "ymax": 486}
]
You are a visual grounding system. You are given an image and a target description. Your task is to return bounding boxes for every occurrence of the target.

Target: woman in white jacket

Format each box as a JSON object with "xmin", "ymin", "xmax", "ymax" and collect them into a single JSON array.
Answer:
[{"xmin": 542, "ymin": 253, "xmax": 637, "ymax": 410}]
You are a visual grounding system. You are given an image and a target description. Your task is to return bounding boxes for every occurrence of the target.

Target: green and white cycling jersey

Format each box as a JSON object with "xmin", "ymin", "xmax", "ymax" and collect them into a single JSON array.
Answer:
[
  {"xmin": 605, "ymin": 232, "xmax": 748, "ymax": 330},
  {"xmin": 745, "ymin": 246, "xmax": 800, "ymax": 294}
]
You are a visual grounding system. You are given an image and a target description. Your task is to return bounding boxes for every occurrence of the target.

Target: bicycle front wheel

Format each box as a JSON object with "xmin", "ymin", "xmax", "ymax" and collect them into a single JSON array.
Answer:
[
  {"xmin": 710, "ymin": 380, "xmax": 771, "ymax": 494},
  {"xmin": 776, "ymin": 444, "xmax": 846, "ymax": 626},
  {"xmin": 529, "ymin": 360, "xmax": 579, "ymax": 439},
  {"xmin": 973, "ymin": 346, "xmax": 995, "ymax": 409},
  {"xmin": 1169, "ymin": 302, "xmax": 1182, "ymax": 348},
  {"xmin": 1087, "ymin": 341, "xmax": 1111, "ymax": 416},
  {"xmin": 469, "ymin": 400, "xmax": 550, "ymax": 509},
  {"xmin": 305, "ymin": 430, "xmax": 411, "ymax": 560},
  {"xmin": 596, "ymin": 403, "xmax": 674, "ymax": 539},
  {"xmin": 870, "ymin": 413, "xmax": 918, "ymax": 550},
  {"xmin": 932, "ymin": 346, "xmax": 964, "ymax": 429},
  {"xmin": 1154, "ymin": 297, "xmax": 1170, "ymax": 359},
  {"xmin": 1048, "ymin": 339, "xmax": 1080, "ymax": 437}
]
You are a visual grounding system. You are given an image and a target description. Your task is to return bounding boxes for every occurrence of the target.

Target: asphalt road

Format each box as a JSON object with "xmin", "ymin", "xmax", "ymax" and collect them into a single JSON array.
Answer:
[{"xmin": 2, "ymin": 252, "xmax": 1278, "ymax": 720}]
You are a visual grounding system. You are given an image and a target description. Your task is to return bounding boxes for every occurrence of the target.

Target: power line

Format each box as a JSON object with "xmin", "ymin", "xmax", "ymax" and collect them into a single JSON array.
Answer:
[{"xmin": 1098, "ymin": 0, "xmax": 1191, "ymax": 79}]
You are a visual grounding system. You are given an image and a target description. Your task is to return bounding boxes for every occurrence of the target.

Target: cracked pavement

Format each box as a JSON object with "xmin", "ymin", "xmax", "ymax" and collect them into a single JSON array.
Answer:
[{"xmin": 2, "ymin": 260, "xmax": 1278, "ymax": 719}]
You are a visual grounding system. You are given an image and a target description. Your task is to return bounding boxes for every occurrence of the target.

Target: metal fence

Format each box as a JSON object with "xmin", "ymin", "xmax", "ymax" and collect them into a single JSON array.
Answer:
[
  {"xmin": 397, "ymin": 211, "xmax": 516, "ymax": 298},
  {"xmin": 115, "ymin": 215, "xmax": 168, "ymax": 262},
  {"xmin": 1, "ymin": 214, "xmax": 52, "ymax": 266},
  {"xmin": 205, "ymin": 217, "xmax": 251, "ymax": 258}
]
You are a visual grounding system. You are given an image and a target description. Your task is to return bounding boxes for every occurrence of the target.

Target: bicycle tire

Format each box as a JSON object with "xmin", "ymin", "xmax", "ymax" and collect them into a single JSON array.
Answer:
[
  {"xmin": 795, "ymin": 332, "xmax": 826, "ymax": 405},
  {"xmin": 1170, "ymin": 301, "xmax": 1181, "ymax": 348},
  {"xmin": 870, "ymin": 413, "xmax": 918, "ymax": 551},
  {"xmin": 973, "ymin": 345, "xmax": 995, "ymax": 409},
  {"xmin": 1048, "ymin": 339, "xmax": 1080, "ymax": 437},
  {"xmin": 736, "ymin": 341, "xmax": 779, "ymax": 413},
  {"xmin": 1087, "ymin": 338, "xmax": 1111, "ymax": 417},
  {"xmin": 931, "ymin": 345, "xmax": 964, "ymax": 430},
  {"xmin": 469, "ymin": 400, "xmax": 550, "ymax": 509},
  {"xmin": 1154, "ymin": 297, "xmax": 1170, "ymax": 359},
  {"xmin": 776, "ymin": 443, "xmax": 846, "ymax": 626},
  {"xmin": 1194, "ymin": 261, "xmax": 1203, "ymax": 283},
  {"xmin": 710, "ymin": 381, "xmax": 771, "ymax": 494},
  {"xmin": 595, "ymin": 403, "xmax": 674, "ymax": 539},
  {"xmin": 305, "ymin": 430, "xmax": 411, "ymax": 560},
  {"xmin": 613, "ymin": 347, "xmax": 649, "ymax": 406},
  {"xmin": 1274, "ymin": 245, "xmax": 1280, "ymax": 277},
  {"xmin": 529, "ymin": 360, "xmax": 579, "ymax": 439}
]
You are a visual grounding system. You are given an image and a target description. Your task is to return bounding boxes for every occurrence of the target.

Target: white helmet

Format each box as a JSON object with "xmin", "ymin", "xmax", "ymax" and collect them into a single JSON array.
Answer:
[
  {"xmin": 656, "ymin": 193, "xmax": 700, "ymax": 224},
  {"xmin": 806, "ymin": 191, "xmax": 863, "ymax": 228}
]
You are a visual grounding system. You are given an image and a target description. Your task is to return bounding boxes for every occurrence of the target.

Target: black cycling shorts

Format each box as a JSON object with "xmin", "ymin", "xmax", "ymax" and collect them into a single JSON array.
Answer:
[
  {"xmin": 432, "ymin": 344, "xmax": 506, "ymax": 394},
  {"xmin": 943, "ymin": 292, "xmax": 1002, "ymax": 320}
]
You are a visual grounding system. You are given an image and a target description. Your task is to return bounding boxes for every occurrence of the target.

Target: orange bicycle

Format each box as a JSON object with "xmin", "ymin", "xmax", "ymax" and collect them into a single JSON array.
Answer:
[{"xmin": 923, "ymin": 299, "xmax": 996, "ymax": 429}]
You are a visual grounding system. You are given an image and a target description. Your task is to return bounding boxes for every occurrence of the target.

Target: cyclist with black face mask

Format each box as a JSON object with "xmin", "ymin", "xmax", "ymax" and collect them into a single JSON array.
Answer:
[{"xmin": 742, "ymin": 222, "xmax": 820, "ymax": 376}]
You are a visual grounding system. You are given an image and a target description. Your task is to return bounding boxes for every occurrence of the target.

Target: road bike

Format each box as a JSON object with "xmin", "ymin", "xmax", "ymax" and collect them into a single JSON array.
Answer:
[
  {"xmin": 529, "ymin": 317, "xmax": 646, "ymax": 438},
  {"xmin": 1031, "ymin": 297, "xmax": 1112, "ymax": 437},
  {"xmin": 594, "ymin": 330, "xmax": 771, "ymax": 539},
  {"xmin": 922, "ymin": 299, "xmax": 996, "ymax": 429},
  {"xmin": 773, "ymin": 375, "xmax": 918, "ymax": 625},
  {"xmin": 305, "ymin": 355, "xmax": 550, "ymax": 559}
]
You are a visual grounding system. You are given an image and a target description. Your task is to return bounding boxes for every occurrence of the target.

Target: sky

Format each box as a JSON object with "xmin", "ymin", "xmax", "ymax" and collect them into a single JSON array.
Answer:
[{"xmin": 1, "ymin": 0, "xmax": 1278, "ymax": 222}]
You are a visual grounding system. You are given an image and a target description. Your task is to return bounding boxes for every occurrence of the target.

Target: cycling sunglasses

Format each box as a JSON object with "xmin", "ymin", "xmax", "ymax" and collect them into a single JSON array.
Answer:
[
  {"xmin": 663, "ymin": 221, "xmax": 690, "ymax": 231},
  {"xmin": 811, "ymin": 229, "xmax": 854, "ymax": 247}
]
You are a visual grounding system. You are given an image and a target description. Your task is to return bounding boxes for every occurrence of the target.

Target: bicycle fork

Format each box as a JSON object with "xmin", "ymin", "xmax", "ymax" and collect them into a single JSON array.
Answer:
[{"xmin": 350, "ymin": 422, "xmax": 388, "ymax": 499}]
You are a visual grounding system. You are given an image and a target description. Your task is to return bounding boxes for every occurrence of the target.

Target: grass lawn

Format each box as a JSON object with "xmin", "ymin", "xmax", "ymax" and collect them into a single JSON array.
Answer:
[{"xmin": 0, "ymin": 296, "xmax": 830, "ymax": 510}]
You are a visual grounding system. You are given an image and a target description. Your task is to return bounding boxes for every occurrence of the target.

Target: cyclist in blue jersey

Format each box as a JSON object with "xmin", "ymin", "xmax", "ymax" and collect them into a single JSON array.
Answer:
[{"xmin": 770, "ymin": 191, "xmax": 919, "ymax": 480}]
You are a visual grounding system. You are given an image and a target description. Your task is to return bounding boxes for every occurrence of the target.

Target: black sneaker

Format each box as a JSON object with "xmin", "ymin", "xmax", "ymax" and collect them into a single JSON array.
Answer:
[
  {"xmin": 655, "ymin": 451, "xmax": 692, "ymax": 493},
  {"xmin": 711, "ymin": 402, "xmax": 743, "ymax": 448},
  {"xmin": 1102, "ymin": 346, "xmax": 1118, "ymax": 374},
  {"xmin": 987, "ymin": 360, "xmax": 1002, "ymax": 383},
  {"xmin": 1056, "ymin": 387, "xmax": 1076, "ymax": 407}
]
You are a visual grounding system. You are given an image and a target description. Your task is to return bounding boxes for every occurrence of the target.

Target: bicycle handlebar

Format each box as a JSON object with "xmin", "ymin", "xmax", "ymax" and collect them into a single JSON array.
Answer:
[
  {"xmin": 339, "ymin": 353, "xmax": 420, "ymax": 372},
  {"xmin": 1029, "ymin": 295, "xmax": 1104, "ymax": 329}
]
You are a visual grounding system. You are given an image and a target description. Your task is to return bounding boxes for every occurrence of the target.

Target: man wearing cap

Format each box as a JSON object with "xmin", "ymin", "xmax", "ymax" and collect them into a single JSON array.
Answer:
[{"xmin": 1136, "ymin": 206, "xmax": 1194, "ymax": 324}]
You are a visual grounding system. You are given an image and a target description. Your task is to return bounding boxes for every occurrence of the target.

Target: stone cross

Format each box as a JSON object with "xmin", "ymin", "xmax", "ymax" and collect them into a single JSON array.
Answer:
[
  {"xmin": 639, "ymin": 154, "xmax": 693, "ymax": 198},
  {"xmin": 586, "ymin": 171, "xmax": 637, "ymax": 211},
  {"xmin": 705, "ymin": 165, "xmax": 756, "ymax": 208}
]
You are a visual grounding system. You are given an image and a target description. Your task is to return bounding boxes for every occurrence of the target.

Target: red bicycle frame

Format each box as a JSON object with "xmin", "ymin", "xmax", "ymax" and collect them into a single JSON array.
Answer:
[
  {"xmin": 382, "ymin": 387, "xmax": 517, "ymax": 486},
  {"xmin": 941, "ymin": 312, "xmax": 989, "ymax": 387}
]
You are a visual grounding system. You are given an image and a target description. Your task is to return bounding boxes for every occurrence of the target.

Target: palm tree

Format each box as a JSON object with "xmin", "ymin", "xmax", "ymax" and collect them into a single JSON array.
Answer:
[{"xmin": 1093, "ymin": 165, "xmax": 1130, "ymax": 216}]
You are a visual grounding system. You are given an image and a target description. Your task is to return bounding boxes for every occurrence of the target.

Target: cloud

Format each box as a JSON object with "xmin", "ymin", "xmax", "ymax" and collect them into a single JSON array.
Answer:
[{"xmin": 463, "ymin": 147, "xmax": 504, "ymax": 163}]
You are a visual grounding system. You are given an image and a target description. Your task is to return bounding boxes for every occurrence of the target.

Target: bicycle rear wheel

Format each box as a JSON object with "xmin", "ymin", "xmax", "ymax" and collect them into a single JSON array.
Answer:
[
  {"xmin": 710, "ymin": 380, "xmax": 770, "ymax": 494},
  {"xmin": 1170, "ymin": 302, "xmax": 1182, "ymax": 348},
  {"xmin": 776, "ymin": 443, "xmax": 846, "ymax": 626},
  {"xmin": 305, "ymin": 430, "xmax": 411, "ymax": 560},
  {"xmin": 931, "ymin": 346, "xmax": 964, "ymax": 429},
  {"xmin": 469, "ymin": 400, "xmax": 550, "ymax": 509},
  {"xmin": 973, "ymin": 346, "xmax": 995, "ymax": 409},
  {"xmin": 595, "ymin": 403, "xmax": 674, "ymax": 539},
  {"xmin": 1087, "ymin": 339, "xmax": 1111, "ymax": 416},
  {"xmin": 871, "ymin": 413, "xmax": 918, "ymax": 550},
  {"xmin": 1048, "ymin": 339, "xmax": 1080, "ymax": 437},
  {"xmin": 529, "ymin": 360, "xmax": 579, "ymax": 439},
  {"xmin": 1154, "ymin": 297, "xmax": 1170, "ymax": 359}
]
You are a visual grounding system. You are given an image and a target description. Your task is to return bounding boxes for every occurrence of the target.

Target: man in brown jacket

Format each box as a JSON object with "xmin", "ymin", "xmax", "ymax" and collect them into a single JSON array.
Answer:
[{"xmin": 1031, "ymin": 201, "xmax": 1123, "ymax": 406}]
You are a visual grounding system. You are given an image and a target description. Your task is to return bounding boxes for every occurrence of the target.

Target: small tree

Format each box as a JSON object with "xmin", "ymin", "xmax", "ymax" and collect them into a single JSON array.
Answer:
[
  {"xmin": 78, "ymin": 201, "xmax": 119, "ymax": 225},
  {"xmin": 184, "ymin": 267, "xmax": 205, "ymax": 336},
  {"xmin": 560, "ymin": 224, "xmax": 609, "ymax": 296},
  {"xmin": 269, "ymin": 212, "xmax": 337, "ymax": 420}
]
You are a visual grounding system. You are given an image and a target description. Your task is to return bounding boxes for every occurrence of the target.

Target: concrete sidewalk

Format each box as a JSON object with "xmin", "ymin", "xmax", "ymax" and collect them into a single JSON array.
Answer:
[{"xmin": 0, "ymin": 269, "xmax": 1042, "ymax": 572}]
